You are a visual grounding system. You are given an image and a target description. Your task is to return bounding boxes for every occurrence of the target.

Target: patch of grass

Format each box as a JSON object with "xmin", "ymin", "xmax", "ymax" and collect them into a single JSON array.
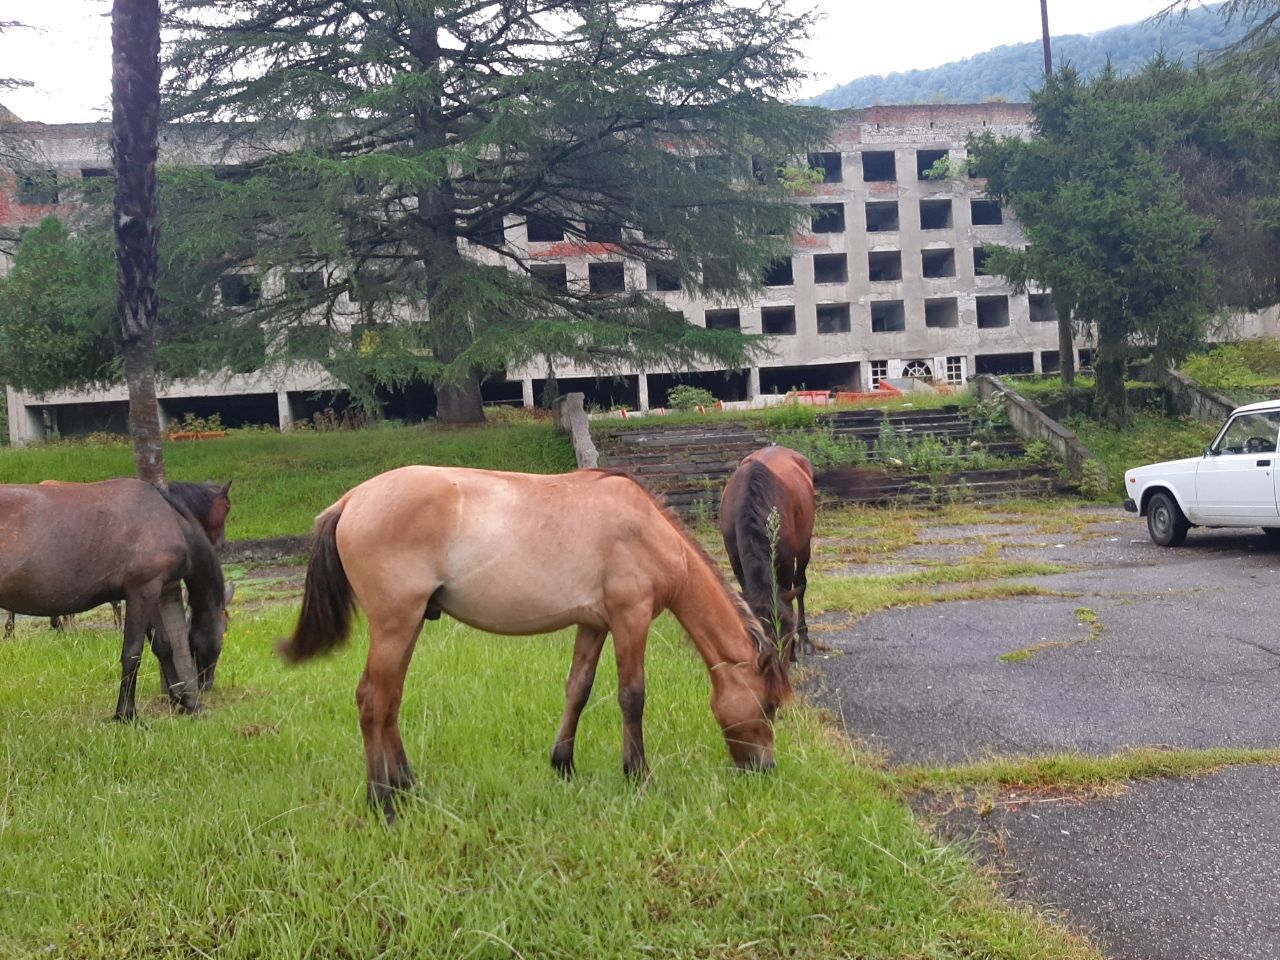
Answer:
[
  {"xmin": 1074, "ymin": 606, "xmax": 1098, "ymax": 625},
  {"xmin": 1069, "ymin": 410, "xmax": 1219, "ymax": 499},
  {"xmin": 897, "ymin": 747, "xmax": 1280, "ymax": 795},
  {"xmin": 1181, "ymin": 339, "xmax": 1280, "ymax": 404},
  {"xmin": 810, "ymin": 564, "xmax": 1072, "ymax": 619},
  {"xmin": 0, "ymin": 422, "xmax": 575, "ymax": 541},
  {"xmin": 0, "ymin": 606, "xmax": 1094, "ymax": 959}
]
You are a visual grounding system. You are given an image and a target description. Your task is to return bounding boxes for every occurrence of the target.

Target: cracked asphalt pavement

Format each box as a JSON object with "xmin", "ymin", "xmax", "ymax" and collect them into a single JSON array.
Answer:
[{"xmin": 808, "ymin": 508, "xmax": 1280, "ymax": 959}]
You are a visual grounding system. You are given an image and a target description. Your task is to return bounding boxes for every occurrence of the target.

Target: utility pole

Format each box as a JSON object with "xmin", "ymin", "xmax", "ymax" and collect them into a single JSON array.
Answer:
[{"xmin": 1040, "ymin": 0, "xmax": 1053, "ymax": 76}]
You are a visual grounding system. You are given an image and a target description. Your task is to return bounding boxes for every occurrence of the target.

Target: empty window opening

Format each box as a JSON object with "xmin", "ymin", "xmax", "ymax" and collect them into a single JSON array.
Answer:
[
  {"xmin": 813, "ymin": 253, "xmax": 848, "ymax": 284},
  {"xmin": 1040, "ymin": 350, "xmax": 1061, "ymax": 373},
  {"xmin": 762, "ymin": 306, "xmax": 797, "ymax": 336},
  {"xmin": 945, "ymin": 355, "xmax": 965, "ymax": 384},
  {"xmin": 760, "ymin": 362, "xmax": 858, "ymax": 395},
  {"xmin": 1029, "ymin": 294, "xmax": 1058, "ymax": 323},
  {"xmin": 751, "ymin": 155, "xmax": 779, "ymax": 186},
  {"xmin": 288, "ymin": 270, "xmax": 326, "ymax": 295},
  {"xmin": 810, "ymin": 203, "xmax": 845, "ymax": 234},
  {"xmin": 971, "ymin": 199, "xmax": 1003, "ymax": 225},
  {"xmin": 526, "ymin": 215, "xmax": 564, "ymax": 242},
  {"xmin": 763, "ymin": 258, "xmax": 794, "ymax": 287},
  {"xmin": 868, "ymin": 251, "xmax": 902, "ymax": 282},
  {"xmin": 817, "ymin": 304, "xmax": 851, "ymax": 335},
  {"xmin": 921, "ymin": 249, "xmax": 956, "ymax": 278},
  {"xmin": 219, "ymin": 275, "xmax": 259, "ymax": 307},
  {"xmin": 919, "ymin": 198, "xmax": 953, "ymax": 230},
  {"xmin": 973, "ymin": 247, "xmax": 992, "ymax": 275},
  {"xmin": 808, "ymin": 152, "xmax": 843, "ymax": 183},
  {"xmin": 862, "ymin": 150, "xmax": 896, "ymax": 182},
  {"xmin": 694, "ymin": 154, "xmax": 732, "ymax": 178},
  {"xmin": 869, "ymin": 360, "xmax": 889, "ymax": 389},
  {"xmin": 531, "ymin": 263, "xmax": 568, "ymax": 292},
  {"xmin": 916, "ymin": 148, "xmax": 948, "ymax": 179},
  {"xmin": 648, "ymin": 370, "xmax": 749, "ymax": 407},
  {"xmin": 702, "ymin": 259, "xmax": 737, "ymax": 289},
  {"xmin": 534, "ymin": 375, "xmax": 638, "ymax": 411},
  {"xmin": 1078, "ymin": 349, "xmax": 1094, "ymax": 370},
  {"xmin": 705, "ymin": 308, "xmax": 741, "ymax": 331},
  {"xmin": 584, "ymin": 220, "xmax": 622, "ymax": 243},
  {"xmin": 646, "ymin": 262, "xmax": 681, "ymax": 292},
  {"xmin": 976, "ymin": 295, "xmax": 1011, "ymax": 328},
  {"xmin": 468, "ymin": 217, "xmax": 505, "ymax": 246},
  {"xmin": 865, "ymin": 200, "xmax": 900, "ymax": 232},
  {"xmin": 80, "ymin": 167, "xmax": 111, "ymax": 180},
  {"xmin": 16, "ymin": 170, "xmax": 58, "ymax": 204},
  {"xmin": 925, "ymin": 298, "xmax": 959, "ymax": 328},
  {"xmin": 589, "ymin": 262, "xmax": 626, "ymax": 294},
  {"xmin": 974, "ymin": 352, "xmax": 1034, "ymax": 376},
  {"xmin": 871, "ymin": 301, "xmax": 906, "ymax": 333}
]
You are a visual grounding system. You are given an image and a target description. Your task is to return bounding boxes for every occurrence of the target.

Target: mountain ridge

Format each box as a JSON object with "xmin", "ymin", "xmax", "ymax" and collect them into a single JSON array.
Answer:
[{"xmin": 807, "ymin": 4, "xmax": 1247, "ymax": 109}]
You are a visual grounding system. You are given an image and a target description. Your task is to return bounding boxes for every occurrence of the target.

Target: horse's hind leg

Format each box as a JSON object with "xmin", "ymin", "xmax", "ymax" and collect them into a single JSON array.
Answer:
[
  {"xmin": 796, "ymin": 549, "xmax": 812, "ymax": 656},
  {"xmin": 3, "ymin": 611, "xmax": 13, "ymax": 639},
  {"xmin": 357, "ymin": 607, "xmax": 425, "ymax": 823},
  {"xmin": 551, "ymin": 625, "xmax": 608, "ymax": 777}
]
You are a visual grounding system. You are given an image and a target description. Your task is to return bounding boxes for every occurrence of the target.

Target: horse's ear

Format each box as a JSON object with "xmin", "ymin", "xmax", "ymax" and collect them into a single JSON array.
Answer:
[{"xmin": 220, "ymin": 480, "xmax": 233, "ymax": 496}]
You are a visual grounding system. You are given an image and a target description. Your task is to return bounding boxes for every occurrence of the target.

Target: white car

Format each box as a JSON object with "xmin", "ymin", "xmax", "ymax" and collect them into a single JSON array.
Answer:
[{"xmin": 1124, "ymin": 398, "xmax": 1280, "ymax": 546}]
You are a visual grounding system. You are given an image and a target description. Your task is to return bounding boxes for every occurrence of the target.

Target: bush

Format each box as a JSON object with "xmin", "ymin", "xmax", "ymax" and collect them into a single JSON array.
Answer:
[
  {"xmin": 768, "ymin": 426, "xmax": 868, "ymax": 472},
  {"xmin": 666, "ymin": 385, "xmax": 717, "ymax": 411}
]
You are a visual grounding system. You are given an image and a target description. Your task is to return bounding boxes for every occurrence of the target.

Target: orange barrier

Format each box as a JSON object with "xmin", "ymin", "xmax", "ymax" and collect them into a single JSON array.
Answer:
[
  {"xmin": 788, "ymin": 390, "xmax": 831, "ymax": 407},
  {"xmin": 833, "ymin": 383, "xmax": 902, "ymax": 405}
]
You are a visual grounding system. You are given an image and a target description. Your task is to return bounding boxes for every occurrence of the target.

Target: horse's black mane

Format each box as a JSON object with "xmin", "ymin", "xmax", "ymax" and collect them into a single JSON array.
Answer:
[
  {"xmin": 733, "ymin": 461, "xmax": 782, "ymax": 616},
  {"xmin": 160, "ymin": 481, "xmax": 222, "ymax": 524}
]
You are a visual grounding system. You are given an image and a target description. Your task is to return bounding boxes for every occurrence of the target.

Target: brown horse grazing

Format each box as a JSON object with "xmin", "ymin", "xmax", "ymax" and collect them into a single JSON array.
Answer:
[
  {"xmin": 281, "ymin": 466, "xmax": 793, "ymax": 822},
  {"xmin": 0, "ymin": 479, "xmax": 232, "ymax": 718},
  {"xmin": 720, "ymin": 446, "xmax": 816, "ymax": 660}
]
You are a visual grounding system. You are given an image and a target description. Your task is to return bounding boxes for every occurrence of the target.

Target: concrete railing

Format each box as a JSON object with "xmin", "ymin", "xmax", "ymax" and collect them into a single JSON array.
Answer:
[
  {"xmin": 973, "ymin": 374, "xmax": 1106, "ymax": 487},
  {"xmin": 1147, "ymin": 367, "xmax": 1236, "ymax": 424},
  {"xmin": 554, "ymin": 392, "xmax": 599, "ymax": 468}
]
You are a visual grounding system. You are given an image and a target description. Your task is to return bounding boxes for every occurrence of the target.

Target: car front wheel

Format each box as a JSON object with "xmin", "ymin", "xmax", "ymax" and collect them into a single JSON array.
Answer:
[{"xmin": 1147, "ymin": 491, "xmax": 1190, "ymax": 547}]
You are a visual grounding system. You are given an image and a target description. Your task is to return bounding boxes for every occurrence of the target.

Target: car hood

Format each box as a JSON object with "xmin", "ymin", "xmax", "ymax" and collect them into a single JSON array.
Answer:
[{"xmin": 1125, "ymin": 456, "xmax": 1203, "ymax": 482}]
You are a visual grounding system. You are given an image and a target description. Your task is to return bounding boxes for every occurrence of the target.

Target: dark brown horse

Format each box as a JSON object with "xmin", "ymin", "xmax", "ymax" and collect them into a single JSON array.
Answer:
[
  {"xmin": 281, "ymin": 466, "xmax": 792, "ymax": 822},
  {"xmin": 0, "ymin": 479, "xmax": 233, "ymax": 718},
  {"xmin": 720, "ymin": 446, "xmax": 816, "ymax": 660}
]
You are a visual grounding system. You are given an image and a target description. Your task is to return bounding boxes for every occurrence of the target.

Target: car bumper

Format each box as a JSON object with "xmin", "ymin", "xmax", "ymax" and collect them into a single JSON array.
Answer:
[{"xmin": 1123, "ymin": 498, "xmax": 1138, "ymax": 513}]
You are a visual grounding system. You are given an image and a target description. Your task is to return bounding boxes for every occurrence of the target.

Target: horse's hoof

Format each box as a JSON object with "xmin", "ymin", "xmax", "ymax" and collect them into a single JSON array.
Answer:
[
  {"xmin": 179, "ymin": 699, "xmax": 205, "ymax": 716},
  {"xmin": 113, "ymin": 712, "xmax": 137, "ymax": 724},
  {"xmin": 550, "ymin": 746, "xmax": 575, "ymax": 778}
]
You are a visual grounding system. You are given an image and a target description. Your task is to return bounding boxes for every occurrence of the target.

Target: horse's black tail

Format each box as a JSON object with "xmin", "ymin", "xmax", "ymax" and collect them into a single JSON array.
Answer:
[{"xmin": 279, "ymin": 507, "xmax": 354, "ymax": 664}]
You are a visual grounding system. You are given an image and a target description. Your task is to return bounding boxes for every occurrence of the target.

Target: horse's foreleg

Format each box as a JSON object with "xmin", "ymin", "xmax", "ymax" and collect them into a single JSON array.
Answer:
[
  {"xmin": 155, "ymin": 582, "xmax": 202, "ymax": 714},
  {"xmin": 551, "ymin": 625, "xmax": 608, "ymax": 777},
  {"xmin": 3, "ymin": 611, "xmax": 13, "ymax": 639},
  {"xmin": 147, "ymin": 620, "xmax": 182, "ymax": 702},
  {"xmin": 610, "ymin": 612, "xmax": 651, "ymax": 779},
  {"xmin": 115, "ymin": 585, "xmax": 160, "ymax": 721},
  {"xmin": 357, "ymin": 611, "xmax": 424, "ymax": 823}
]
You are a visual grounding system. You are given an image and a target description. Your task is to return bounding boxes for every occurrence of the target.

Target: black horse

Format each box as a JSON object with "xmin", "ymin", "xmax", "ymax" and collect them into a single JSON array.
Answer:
[{"xmin": 0, "ymin": 479, "xmax": 233, "ymax": 718}]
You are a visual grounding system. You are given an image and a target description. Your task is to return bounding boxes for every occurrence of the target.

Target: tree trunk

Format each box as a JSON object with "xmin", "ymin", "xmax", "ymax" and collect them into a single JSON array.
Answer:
[
  {"xmin": 1093, "ymin": 320, "xmax": 1128, "ymax": 429},
  {"xmin": 112, "ymin": 0, "xmax": 165, "ymax": 486},
  {"xmin": 436, "ymin": 375, "xmax": 485, "ymax": 424},
  {"xmin": 1057, "ymin": 312, "xmax": 1076, "ymax": 385}
]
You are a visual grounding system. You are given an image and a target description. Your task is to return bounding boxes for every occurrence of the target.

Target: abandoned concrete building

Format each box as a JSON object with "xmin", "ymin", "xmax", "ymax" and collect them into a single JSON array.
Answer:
[{"xmin": 2, "ymin": 103, "xmax": 1276, "ymax": 442}]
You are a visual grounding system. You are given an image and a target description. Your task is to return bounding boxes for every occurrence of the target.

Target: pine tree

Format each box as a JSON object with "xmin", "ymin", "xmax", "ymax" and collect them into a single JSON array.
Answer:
[{"xmin": 163, "ymin": 0, "xmax": 830, "ymax": 423}]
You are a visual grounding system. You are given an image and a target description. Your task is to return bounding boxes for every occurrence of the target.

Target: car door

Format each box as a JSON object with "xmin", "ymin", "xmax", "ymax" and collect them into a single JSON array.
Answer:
[{"xmin": 1195, "ymin": 411, "xmax": 1280, "ymax": 522}]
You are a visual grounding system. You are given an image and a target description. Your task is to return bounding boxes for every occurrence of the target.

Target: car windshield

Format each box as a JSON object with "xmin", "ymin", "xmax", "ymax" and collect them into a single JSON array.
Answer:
[{"xmin": 1213, "ymin": 411, "xmax": 1280, "ymax": 455}]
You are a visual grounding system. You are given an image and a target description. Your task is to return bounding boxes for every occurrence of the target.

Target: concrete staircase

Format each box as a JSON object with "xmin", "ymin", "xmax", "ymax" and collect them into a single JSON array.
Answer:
[{"xmin": 592, "ymin": 406, "xmax": 1065, "ymax": 514}]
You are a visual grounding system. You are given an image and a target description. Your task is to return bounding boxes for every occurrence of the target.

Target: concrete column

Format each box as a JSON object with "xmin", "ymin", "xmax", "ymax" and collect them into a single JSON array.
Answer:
[
  {"xmin": 637, "ymin": 374, "xmax": 651, "ymax": 412},
  {"xmin": 276, "ymin": 390, "xmax": 294, "ymax": 432},
  {"xmin": 521, "ymin": 378, "xmax": 535, "ymax": 409},
  {"xmin": 747, "ymin": 367, "xmax": 761, "ymax": 399},
  {"xmin": 156, "ymin": 402, "xmax": 171, "ymax": 432}
]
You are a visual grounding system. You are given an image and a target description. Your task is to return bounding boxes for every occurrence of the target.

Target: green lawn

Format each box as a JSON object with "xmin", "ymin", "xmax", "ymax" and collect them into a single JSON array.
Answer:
[
  {"xmin": 0, "ymin": 422, "xmax": 575, "ymax": 541},
  {"xmin": 0, "ymin": 602, "xmax": 1093, "ymax": 959}
]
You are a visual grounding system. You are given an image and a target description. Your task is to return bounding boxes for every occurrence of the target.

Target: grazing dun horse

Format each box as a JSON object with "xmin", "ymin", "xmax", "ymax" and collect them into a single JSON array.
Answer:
[
  {"xmin": 281, "ymin": 466, "xmax": 793, "ymax": 822},
  {"xmin": 720, "ymin": 446, "xmax": 816, "ymax": 660},
  {"xmin": 0, "ymin": 479, "xmax": 233, "ymax": 717}
]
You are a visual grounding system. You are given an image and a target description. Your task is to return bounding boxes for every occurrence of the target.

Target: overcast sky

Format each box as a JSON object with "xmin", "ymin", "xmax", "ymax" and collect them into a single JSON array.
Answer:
[{"xmin": 0, "ymin": 0, "xmax": 1176, "ymax": 123}]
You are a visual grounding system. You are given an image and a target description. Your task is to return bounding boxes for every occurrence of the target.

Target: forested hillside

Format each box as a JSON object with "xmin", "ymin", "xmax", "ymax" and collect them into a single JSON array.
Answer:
[{"xmin": 808, "ymin": 5, "xmax": 1246, "ymax": 108}]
